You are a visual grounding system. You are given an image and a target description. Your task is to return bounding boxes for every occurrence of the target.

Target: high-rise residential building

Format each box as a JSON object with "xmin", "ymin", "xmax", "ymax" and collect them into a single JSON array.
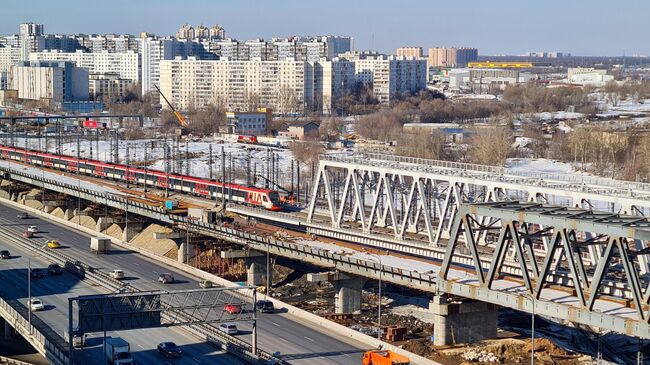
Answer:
[
  {"xmin": 324, "ymin": 36, "xmax": 354, "ymax": 59},
  {"xmin": 139, "ymin": 36, "xmax": 175, "ymax": 95},
  {"xmin": 338, "ymin": 51, "xmax": 427, "ymax": 105},
  {"xmin": 159, "ymin": 57, "xmax": 314, "ymax": 114},
  {"xmin": 176, "ymin": 24, "xmax": 226, "ymax": 40},
  {"xmin": 427, "ymin": 47, "xmax": 478, "ymax": 67},
  {"xmin": 30, "ymin": 50, "xmax": 140, "ymax": 83},
  {"xmin": 74, "ymin": 34, "xmax": 139, "ymax": 53},
  {"xmin": 9, "ymin": 60, "xmax": 89, "ymax": 102},
  {"xmin": 397, "ymin": 47, "xmax": 423, "ymax": 58},
  {"xmin": 0, "ymin": 45, "xmax": 21, "ymax": 73},
  {"xmin": 19, "ymin": 22, "xmax": 45, "ymax": 61}
]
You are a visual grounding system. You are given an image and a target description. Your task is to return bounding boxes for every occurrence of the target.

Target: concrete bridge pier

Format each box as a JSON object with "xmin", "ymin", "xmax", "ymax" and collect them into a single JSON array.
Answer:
[
  {"xmin": 221, "ymin": 250, "xmax": 267, "ymax": 286},
  {"xmin": 429, "ymin": 294, "xmax": 498, "ymax": 346},
  {"xmin": 122, "ymin": 222, "xmax": 143, "ymax": 242},
  {"xmin": 96, "ymin": 217, "xmax": 114, "ymax": 231},
  {"xmin": 307, "ymin": 272, "xmax": 367, "ymax": 314},
  {"xmin": 178, "ymin": 241, "xmax": 197, "ymax": 264}
]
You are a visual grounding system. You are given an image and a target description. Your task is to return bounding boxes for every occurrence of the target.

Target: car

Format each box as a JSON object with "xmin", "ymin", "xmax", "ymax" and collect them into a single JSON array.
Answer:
[
  {"xmin": 47, "ymin": 263, "xmax": 62, "ymax": 275},
  {"xmin": 27, "ymin": 226, "xmax": 38, "ymax": 233},
  {"xmin": 22, "ymin": 230, "xmax": 34, "ymax": 238},
  {"xmin": 257, "ymin": 300, "xmax": 275, "ymax": 313},
  {"xmin": 199, "ymin": 280, "xmax": 213, "ymax": 289},
  {"xmin": 218, "ymin": 323, "xmax": 238, "ymax": 335},
  {"xmin": 110, "ymin": 269, "xmax": 125, "ymax": 280},
  {"xmin": 0, "ymin": 250, "xmax": 10, "ymax": 259},
  {"xmin": 158, "ymin": 273, "xmax": 174, "ymax": 284},
  {"xmin": 46, "ymin": 240, "xmax": 61, "ymax": 249},
  {"xmin": 157, "ymin": 342, "xmax": 182, "ymax": 358},
  {"xmin": 29, "ymin": 298, "xmax": 44, "ymax": 311},
  {"xmin": 30, "ymin": 268, "xmax": 45, "ymax": 279},
  {"xmin": 16, "ymin": 212, "xmax": 29, "ymax": 219},
  {"xmin": 224, "ymin": 304, "xmax": 243, "ymax": 314}
]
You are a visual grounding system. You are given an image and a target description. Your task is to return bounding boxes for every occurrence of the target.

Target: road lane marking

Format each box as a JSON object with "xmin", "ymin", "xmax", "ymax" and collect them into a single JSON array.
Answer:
[
  {"xmin": 192, "ymin": 356, "xmax": 202, "ymax": 363},
  {"xmin": 271, "ymin": 321, "xmax": 280, "ymax": 327},
  {"xmin": 344, "ymin": 353, "xmax": 351, "ymax": 358},
  {"xmin": 304, "ymin": 336, "xmax": 314, "ymax": 342},
  {"xmin": 279, "ymin": 337, "xmax": 289, "ymax": 342}
]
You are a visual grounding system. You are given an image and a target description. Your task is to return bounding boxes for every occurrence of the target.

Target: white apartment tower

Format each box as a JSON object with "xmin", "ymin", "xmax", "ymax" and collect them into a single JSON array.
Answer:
[{"xmin": 139, "ymin": 36, "xmax": 175, "ymax": 96}]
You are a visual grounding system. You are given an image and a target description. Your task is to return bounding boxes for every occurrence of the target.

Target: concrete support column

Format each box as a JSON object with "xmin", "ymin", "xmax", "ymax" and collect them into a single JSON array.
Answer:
[
  {"xmin": 429, "ymin": 294, "xmax": 498, "ymax": 346},
  {"xmin": 96, "ymin": 217, "xmax": 114, "ymax": 232},
  {"xmin": 122, "ymin": 222, "xmax": 143, "ymax": 242},
  {"xmin": 307, "ymin": 272, "xmax": 367, "ymax": 314},
  {"xmin": 178, "ymin": 241, "xmax": 196, "ymax": 264},
  {"xmin": 64, "ymin": 208, "xmax": 74, "ymax": 220},
  {"xmin": 220, "ymin": 250, "xmax": 267, "ymax": 286},
  {"xmin": 245, "ymin": 256, "xmax": 267, "ymax": 286}
]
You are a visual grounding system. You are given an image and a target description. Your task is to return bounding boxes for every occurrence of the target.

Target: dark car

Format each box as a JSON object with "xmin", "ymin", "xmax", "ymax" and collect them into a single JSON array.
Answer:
[
  {"xmin": 30, "ymin": 268, "xmax": 45, "ymax": 279},
  {"xmin": 17, "ymin": 212, "xmax": 29, "ymax": 219},
  {"xmin": 0, "ymin": 250, "xmax": 10, "ymax": 259},
  {"xmin": 157, "ymin": 342, "xmax": 182, "ymax": 358},
  {"xmin": 256, "ymin": 300, "xmax": 275, "ymax": 313},
  {"xmin": 47, "ymin": 263, "xmax": 62, "ymax": 275}
]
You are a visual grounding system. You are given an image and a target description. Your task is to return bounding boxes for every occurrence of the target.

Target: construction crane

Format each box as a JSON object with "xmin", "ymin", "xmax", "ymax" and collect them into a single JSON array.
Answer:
[{"xmin": 154, "ymin": 84, "xmax": 188, "ymax": 128}]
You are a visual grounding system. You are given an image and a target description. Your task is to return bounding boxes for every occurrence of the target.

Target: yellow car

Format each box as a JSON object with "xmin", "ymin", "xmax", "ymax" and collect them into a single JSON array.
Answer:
[{"xmin": 46, "ymin": 240, "xmax": 61, "ymax": 249}]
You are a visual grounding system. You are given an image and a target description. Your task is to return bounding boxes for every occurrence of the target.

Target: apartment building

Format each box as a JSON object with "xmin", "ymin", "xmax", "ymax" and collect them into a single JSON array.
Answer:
[
  {"xmin": 206, "ymin": 36, "xmax": 353, "ymax": 62},
  {"xmin": 338, "ymin": 51, "xmax": 427, "ymax": 105},
  {"xmin": 396, "ymin": 47, "xmax": 423, "ymax": 58},
  {"xmin": 140, "ymin": 36, "xmax": 175, "ymax": 95},
  {"xmin": 89, "ymin": 73, "xmax": 134, "ymax": 99},
  {"xmin": 159, "ymin": 57, "xmax": 313, "ymax": 114},
  {"xmin": 10, "ymin": 60, "xmax": 88, "ymax": 102},
  {"xmin": 427, "ymin": 47, "xmax": 478, "ymax": 67},
  {"xmin": 30, "ymin": 50, "xmax": 140, "ymax": 82}
]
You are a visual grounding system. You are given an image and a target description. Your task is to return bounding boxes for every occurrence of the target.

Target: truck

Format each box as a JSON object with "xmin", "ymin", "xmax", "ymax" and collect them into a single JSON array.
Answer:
[
  {"xmin": 362, "ymin": 350, "xmax": 410, "ymax": 365},
  {"xmin": 90, "ymin": 237, "xmax": 111, "ymax": 254},
  {"xmin": 104, "ymin": 338, "xmax": 134, "ymax": 365}
]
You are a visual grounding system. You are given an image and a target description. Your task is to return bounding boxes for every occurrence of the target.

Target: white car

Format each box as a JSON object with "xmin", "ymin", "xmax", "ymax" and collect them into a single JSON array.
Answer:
[
  {"xmin": 29, "ymin": 298, "xmax": 44, "ymax": 311},
  {"xmin": 27, "ymin": 226, "xmax": 38, "ymax": 233},
  {"xmin": 110, "ymin": 269, "xmax": 125, "ymax": 280},
  {"xmin": 218, "ymin": 323, "xmax": 238, "ymax": 335}
]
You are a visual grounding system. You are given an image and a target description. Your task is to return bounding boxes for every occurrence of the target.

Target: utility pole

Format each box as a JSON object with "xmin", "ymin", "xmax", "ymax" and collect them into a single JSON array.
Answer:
[
  {"xmin": 297, "ymin": 162, "xmax": 300, "ymax": 205},
  {"xmin": 185, "ymin": 141, "xmax": 189, "ymax": 176},
  {"xmin": 165, "ymin": 144, "xmax": 170, "ymax": 198},
  {"xmin": 125, "ymin": 142, "xmax": 130, "ymax": 188},
  {"xmin": 221, "ymin": 146, "xmax": 225, "ymax": 208},
  {"xmin": 144, "ymin": 144, "xmax": 148, "ymax": 193},
  {"xmin": 208, "ymin": 144, "xmax": 213, "ymax": 180}
]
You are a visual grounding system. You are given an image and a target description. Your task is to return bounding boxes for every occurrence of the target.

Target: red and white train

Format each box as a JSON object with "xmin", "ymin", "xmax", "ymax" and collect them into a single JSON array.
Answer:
[{"xmin": 0, "ymin": 145, "xmax": 282, "ymax": 211}]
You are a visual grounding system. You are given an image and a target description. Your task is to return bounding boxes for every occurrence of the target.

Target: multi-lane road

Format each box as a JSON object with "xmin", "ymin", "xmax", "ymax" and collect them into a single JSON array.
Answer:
[{"xmin": 0, "ymin": 202, "xmax": 369, "ymax": 364}]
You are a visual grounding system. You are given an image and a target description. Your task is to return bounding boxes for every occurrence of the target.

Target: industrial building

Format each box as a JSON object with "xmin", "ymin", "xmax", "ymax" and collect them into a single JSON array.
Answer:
[{"xmin": 9, "ymin": 60, "xmax": 89, "ymax": 102}]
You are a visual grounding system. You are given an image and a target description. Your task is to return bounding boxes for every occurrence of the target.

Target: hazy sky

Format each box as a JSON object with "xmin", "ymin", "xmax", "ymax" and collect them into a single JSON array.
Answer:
[{"xmin": 1, "ymin": 0, "xmax": 648, "ymax": 56}]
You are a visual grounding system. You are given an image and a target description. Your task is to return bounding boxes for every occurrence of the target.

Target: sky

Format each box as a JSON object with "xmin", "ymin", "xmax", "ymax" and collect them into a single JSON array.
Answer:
[{"xmin": 1, "ymin": 0, "xmax": 648, "ymax": 57}]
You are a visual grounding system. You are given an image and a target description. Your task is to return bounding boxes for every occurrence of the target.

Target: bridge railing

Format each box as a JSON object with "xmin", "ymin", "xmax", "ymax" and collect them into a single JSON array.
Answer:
[
  {"xmin": 323, "ymin": 152, "xmax": 650, "ymax": 193},
  {"xmin": 0, "ymin": 297, "xmax": 68, "ymax": 365}
]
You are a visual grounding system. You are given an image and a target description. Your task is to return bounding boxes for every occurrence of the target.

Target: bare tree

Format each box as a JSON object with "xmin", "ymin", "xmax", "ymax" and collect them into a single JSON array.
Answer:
[
  {"xmin": 468, "ymin": 125, "xmax": 513, "ymax": 166},
  {"xmin": 319, "ymin": 117, "xmax": 343, "ymax": 142},
  {"xmin": 289, "ymin": 141, "xmax": 325, "ymax": 165},
  {"xmin": 396, "ymin": 130, "xmax": 446, "ymax": 160},
  {"xmin": 356, "ymin": 111, "xmax": 403, "ymax": 141}
]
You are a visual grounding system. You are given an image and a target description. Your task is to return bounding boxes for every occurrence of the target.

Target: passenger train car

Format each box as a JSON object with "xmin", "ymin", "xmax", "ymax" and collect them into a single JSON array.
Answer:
[{"xmin": 0, "ymin": 145, "xmax": 282, "ymax": 211}]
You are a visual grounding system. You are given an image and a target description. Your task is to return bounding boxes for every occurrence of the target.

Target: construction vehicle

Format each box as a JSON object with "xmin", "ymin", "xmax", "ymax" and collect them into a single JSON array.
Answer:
[
  {"xmin": 362, "ymin": 350, "xmax": 410, "ymax": 365},
  {"xmin": 154, "ymin": 84, "xmax": 188, "ymax": 134}
]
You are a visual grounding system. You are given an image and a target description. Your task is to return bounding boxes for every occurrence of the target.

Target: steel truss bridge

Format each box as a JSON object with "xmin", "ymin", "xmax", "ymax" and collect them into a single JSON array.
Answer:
[
  {"xmin": 305, "ymin": 153, "xmax": 650, "ymax": 274},
  {"xmin": 1, "ymin": 165, "xmax": 650, "ymax": 339}
]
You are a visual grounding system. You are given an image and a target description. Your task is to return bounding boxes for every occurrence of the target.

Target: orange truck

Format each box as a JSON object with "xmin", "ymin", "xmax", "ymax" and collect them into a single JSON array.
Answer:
[{"xmin": 362, "ymin": 350, "xmax": 410, "ymax": 365}]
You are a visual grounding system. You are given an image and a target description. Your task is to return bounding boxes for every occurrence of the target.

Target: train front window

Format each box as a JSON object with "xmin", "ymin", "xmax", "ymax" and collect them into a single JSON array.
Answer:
[{"xmin": 269, "ymin": 192, "xmax": 281, "ymax": 204}]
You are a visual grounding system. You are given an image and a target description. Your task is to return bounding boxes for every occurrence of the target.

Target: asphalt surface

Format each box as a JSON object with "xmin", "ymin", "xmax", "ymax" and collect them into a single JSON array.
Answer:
[
  {"xmin": 0, "ymin": 202, "xmax": 369, "ymax": 364},
  {"xmin": 0, "ymin": 206, "xmax": 245, "ymax": 365}
]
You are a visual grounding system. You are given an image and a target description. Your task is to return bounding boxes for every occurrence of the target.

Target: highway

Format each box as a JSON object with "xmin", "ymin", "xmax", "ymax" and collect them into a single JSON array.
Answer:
[
  {"xmin": 0, "ymin": 202, "xmax": 369, "ymax": 364},
  {"xmin": 0, "ymin": 208, "xmax": 247, "ymax": 365}
]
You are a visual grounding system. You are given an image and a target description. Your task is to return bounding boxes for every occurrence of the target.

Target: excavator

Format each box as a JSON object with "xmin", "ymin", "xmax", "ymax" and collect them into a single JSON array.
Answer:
[{"xmin": 154, "ymin": 84, "xmax": 188, "ymax": 135}]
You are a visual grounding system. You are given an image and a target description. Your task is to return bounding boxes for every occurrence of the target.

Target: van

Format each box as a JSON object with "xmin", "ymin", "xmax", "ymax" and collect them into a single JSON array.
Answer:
[{"xmin": 257, "ymin": 300, "xmax": 275, "ymax": 313}]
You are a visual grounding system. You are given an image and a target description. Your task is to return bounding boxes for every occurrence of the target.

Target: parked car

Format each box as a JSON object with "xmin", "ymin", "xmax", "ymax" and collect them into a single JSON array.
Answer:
[
  {"xmin": 27, "ymin": 225, "xmax": 38, "ymax": 233},
  {"xmin": 0, "ymin": 250, "xmax": 10, "ymax": 259},
  {"xmin": 110, "ymin": 270, "xmax": 125, "ymax": 280},
  {"xmin": 46, "ymin": 240, "xmax": 61, "ymax": 249},
  {"xmin": 29, "ymin": 298, "xmax": 44, "ymax": 311},
  {"xmin": 17, "ymin": 212, "xmax": 29, "ymax": 219},
  {"xmin": 199, "ymin": 280, "xmax": 213, "ymax": 289},
  {"xmin": 158, "ymin": 273, "xmax": 174, "ymax": 284},
  {"xmin": 30, "ymin": 268, "xmax": 45, "ymax": 279},
  {"xmin": 23, "ymin": 230, "xmax": 34, "ymax": 238},
  {"xmin": 157, "ymin": 342, "xmax": 182, "ymax": 358},
  {"xmin": 218, "ymin": 323, "xmax": 238, "ymax": 335},
  {"xmin": 47, "ymin": 263, "xmax": 62, "ymax": 275},
  {"xmin": 257, "ymin": 300, "xmax": 275, "ymax": 313},
  {"xmin": 224, "ymin": 304, "xmax": 243, "ymax": 314}
]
